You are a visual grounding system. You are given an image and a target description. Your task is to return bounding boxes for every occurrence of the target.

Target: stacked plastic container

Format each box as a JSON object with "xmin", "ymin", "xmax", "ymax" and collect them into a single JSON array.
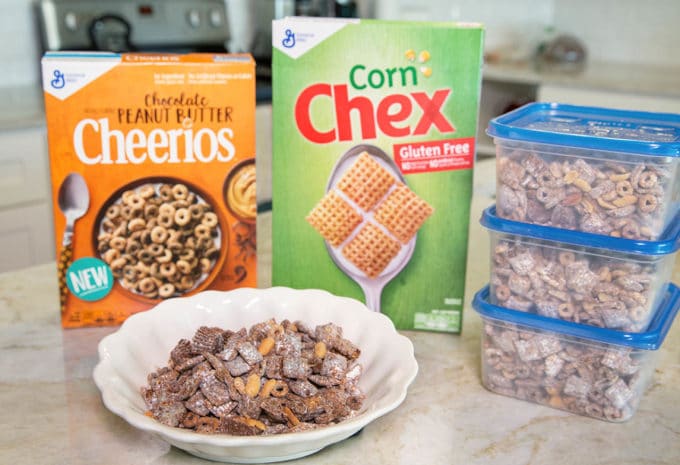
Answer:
[{"xmin": 472, "ymin": 102, "xmax": 680, "ymax": 422}]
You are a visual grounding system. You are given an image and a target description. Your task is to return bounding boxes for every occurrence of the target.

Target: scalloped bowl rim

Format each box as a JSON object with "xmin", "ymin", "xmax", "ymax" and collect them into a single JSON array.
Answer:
[{"xmin": 93, "ymin": 287, "xmax": 418, "ymax": 460}]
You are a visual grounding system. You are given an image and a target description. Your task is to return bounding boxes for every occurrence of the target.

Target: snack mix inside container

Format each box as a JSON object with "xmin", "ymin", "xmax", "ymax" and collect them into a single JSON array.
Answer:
[
  {"xmin": 488, "ymin": 103, "xmax": 680, "ymax": 241},
  {"xmin": 473, "ymin": 283, "xmax": 680, "ymax": 422},
  {"xmin": 482, "ymin": 205, "xmax": 680, "ymax": 332}
]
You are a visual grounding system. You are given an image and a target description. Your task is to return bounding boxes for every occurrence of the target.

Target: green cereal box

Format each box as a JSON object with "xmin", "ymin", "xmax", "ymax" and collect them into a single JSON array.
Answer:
[{"xmin": 271, "ymin": 18, "xmax": 484, "ymax": 332}]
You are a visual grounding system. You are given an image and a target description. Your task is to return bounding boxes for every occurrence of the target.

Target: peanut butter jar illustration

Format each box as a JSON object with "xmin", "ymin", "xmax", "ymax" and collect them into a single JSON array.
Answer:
[
  {"xmin": 224, "ymin": 158, "xmax": 256, "ymax": 223},
  {"xmin": 94, "ymin": 177, "xmax": 227, "ymax": 301}
]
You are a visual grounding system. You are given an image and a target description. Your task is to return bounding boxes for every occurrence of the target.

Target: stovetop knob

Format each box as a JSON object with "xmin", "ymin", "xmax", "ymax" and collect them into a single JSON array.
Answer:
[
  {"xmin": 187, "ymin": 9, "xmax": 201, "ymax": 28},
  {"xmin": 88, "ymin": 15, "xmax": 133, "ymax": 52},
  {"xmin": 208, "ymin": 8, "xmax": 224, "ymax": 28},
  {"xmin": 64, "ymin": 11, "xmax": 78, "ymax": 31}
]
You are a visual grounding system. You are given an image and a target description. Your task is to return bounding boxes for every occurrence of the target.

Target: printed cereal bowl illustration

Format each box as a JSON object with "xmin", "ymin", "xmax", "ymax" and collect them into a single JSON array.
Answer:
[
  {"xmin": 306, "ymin": 145, "xmax": 434, "ymax": 312},
  {"xmin": 94, "ymin": 177, "xmax": 227, "ymax": 301},
  {"xmin": 93, "ymin": 287, "xmax": 418, "ymax": 463}
]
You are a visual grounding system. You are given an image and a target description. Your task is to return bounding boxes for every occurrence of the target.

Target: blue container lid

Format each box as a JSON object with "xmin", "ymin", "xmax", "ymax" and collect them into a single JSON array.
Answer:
[
  {"xmin": 481, "ymin": 205, "xmax": 680, "ymax": 255},
  {"xmin": 487, "ymin": 102, "xmax": 680, "ymax": 157},
  {"xmin": 472, "ymin": 283, "xmax": 680, "ymax": 350}
]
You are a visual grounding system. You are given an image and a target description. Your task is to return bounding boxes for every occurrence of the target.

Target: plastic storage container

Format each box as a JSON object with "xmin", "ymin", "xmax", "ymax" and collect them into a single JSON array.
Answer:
[
  {"xmin": 472, "ymin": 283, "xmax": 680, "ymax": 422},
  {"xmin": 481, "ymin": 205, "xmax": 680, "ymax": 332},
  {"xmin": 487, "ymin": 102, "xmax": 680, "ymax": 240}
]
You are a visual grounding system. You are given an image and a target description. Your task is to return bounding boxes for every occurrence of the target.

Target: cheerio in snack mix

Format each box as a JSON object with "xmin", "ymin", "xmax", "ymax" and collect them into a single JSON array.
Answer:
[
  {"xmin": 271, "ymin": 18, "xmax": 484, "ymax": 332},
  {"xmin": 42, "ymin": 52, "xmax": 256, "ymax": 328}
]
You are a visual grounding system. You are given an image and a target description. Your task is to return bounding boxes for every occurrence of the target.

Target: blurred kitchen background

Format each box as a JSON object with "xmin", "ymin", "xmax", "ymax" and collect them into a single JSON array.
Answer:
[{"xmin": 0, "ymin": 0, "xmax": 679, "ymax": 273}]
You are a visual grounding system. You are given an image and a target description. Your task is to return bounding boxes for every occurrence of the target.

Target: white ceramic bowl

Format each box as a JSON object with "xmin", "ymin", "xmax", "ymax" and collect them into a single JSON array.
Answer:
[{"xmin": 93, "ymin": 287, "xmax": 418, "ymax": 463}]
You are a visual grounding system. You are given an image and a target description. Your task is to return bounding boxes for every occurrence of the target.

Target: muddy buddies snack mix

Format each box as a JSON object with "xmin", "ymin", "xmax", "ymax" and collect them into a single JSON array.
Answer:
[
  {"xmin": 476, "ymin": 103, "xmax": 680, "ymax": 421},
  {"xmin": 491, "ymin": 239, "xmax": 667, "ymax": 332},
  {"xmin": 496, "ymin": 151, "xmax": 674, "ymax": 240},
  {"xmin": 141, "ymin": 319, "xmax": 365, "ymax": 435},
  {"xmin": 481, "ymin": 319, "xmax": 649, "ymax": 422},
  {"xmin": 473, "ymin": 284, "xmax": 680, "ymax": 422},
  {"xmin": 482, "ymin": 206, "xmax": 679, "ymax": 332},
  {"xmin": 488, "ymin": 103, "xmax": 680, "ymax": 240}
]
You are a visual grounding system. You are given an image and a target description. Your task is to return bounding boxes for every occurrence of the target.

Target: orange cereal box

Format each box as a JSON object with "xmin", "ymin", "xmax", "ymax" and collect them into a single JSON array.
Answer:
[{"xmin": 41, "ymin": 52, "xmax": 256, "ymax": 328}]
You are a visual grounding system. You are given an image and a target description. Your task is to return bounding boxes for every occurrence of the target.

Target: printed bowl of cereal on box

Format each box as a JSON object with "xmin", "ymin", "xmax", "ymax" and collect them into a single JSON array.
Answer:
[
  {"xmin": 488, "ymin": 102, "xmax": 680, "ymax": 241},
  {"xmin": 92, "ymin": 287, "xmax": 418, "ymax": 463},
  {"xmin": 94, "ymin": 177, "xmax": 228, "ymax": 301},
  {"xmin": 305, "ymin": 145, "xmax": 434, "ymax": 313}
]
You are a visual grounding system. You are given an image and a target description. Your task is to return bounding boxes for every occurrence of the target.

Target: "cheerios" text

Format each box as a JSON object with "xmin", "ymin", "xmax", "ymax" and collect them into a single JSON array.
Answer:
[{"xmin": 72, "ymin": 118, "xmax": 236, "ymax": 165}]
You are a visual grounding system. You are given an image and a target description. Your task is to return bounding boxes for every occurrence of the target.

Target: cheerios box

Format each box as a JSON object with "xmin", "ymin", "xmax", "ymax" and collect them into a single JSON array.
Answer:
[
  {"xmin": 42, "ymin": 52, "xmax": 257, "ymax": 328},
  {"xmin": 271, "ymin": 18, "xmax": 484, "ymax": 332}
]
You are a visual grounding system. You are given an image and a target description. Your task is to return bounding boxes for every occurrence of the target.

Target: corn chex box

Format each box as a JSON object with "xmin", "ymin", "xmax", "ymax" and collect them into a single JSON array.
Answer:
[
  {"xmin": 271, "ymin": 18, "xmax": 484, "ymax": 332},
  {"xmin": 42, "ymin": 52, "xmax": 257, "ymax": 328}
]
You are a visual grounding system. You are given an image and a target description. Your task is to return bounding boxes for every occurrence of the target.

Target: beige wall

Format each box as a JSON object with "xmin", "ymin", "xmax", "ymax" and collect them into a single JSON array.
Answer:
[
  {"xmin": 374, "ymin": 0, "xmax": 680, "ymax": 66},
  {"xmin": 553, "ymin": 0, "xmax": 680, "ymax": 66}
]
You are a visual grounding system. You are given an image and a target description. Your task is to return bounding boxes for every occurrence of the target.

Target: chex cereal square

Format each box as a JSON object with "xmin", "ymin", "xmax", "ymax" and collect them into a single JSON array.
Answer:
[
  {"xmin": 374, "ymin": 183, "xmax": 434, "ymax": 244},
  {"xmin": 306, "ymin": 191, "xmax": 363, "ymax": 246}
]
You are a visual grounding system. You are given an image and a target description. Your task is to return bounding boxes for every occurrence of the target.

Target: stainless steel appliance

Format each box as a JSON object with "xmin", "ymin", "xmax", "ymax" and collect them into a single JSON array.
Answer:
[
  {"xmin": 36, "ymin": 0, "xmax": 230, "ymax": 52},
  {"xmin": 35, "ymin": 0, "xmax": 358, "ymax": 102},
  {"xmin": 226, "ymin": 0, "xmax": 356, "ymax": 61},
  {"xmin": 36, "ymin": 0, "xmax": 356, "ymax": 55}
]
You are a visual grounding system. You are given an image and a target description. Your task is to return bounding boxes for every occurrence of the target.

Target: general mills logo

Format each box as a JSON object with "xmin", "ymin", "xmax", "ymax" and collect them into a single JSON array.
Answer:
[
  {"xmin": 50, "ymin": 69, "xmax": 65, "ymax": 89},
  {"xmin": 282, "ymin": 29, "xmax": 296, "ymax": 48}
]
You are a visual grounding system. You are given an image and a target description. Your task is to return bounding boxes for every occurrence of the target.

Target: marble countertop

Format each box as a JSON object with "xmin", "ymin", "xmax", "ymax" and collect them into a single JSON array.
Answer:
[{"xmin": 1, "ymin": 158, "xmax": 679, "ymax": 465}]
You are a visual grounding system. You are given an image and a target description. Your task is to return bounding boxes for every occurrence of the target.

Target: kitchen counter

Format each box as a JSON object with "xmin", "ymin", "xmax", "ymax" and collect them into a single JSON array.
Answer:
[
  {"xmin": 484, "ymin": 60, "xmax": 680, "ymax": 98},
  {"xmin": 1, "ymin": 158, "xmax": 679, "ymax": 465}
]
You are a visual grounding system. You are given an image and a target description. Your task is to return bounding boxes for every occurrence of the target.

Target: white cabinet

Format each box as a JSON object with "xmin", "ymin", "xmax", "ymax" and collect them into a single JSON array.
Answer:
[
  {"xmin": 0, "ymin": 203, "xmax": 54, "ymax": 271},
  {"xmin": 0, "ymin": 125, "xmax": 55, "ymax": 273},
  {"xmin": 477, "ymin": 79, "xmax": 537, "ymax": 156}
]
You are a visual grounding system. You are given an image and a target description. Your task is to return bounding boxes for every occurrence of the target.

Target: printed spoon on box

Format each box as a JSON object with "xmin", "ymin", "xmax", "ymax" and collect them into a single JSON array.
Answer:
[
  {"xmin": 57, "ymin": 172, "xmax": 90, "ymax": 314},
  {"xmin": 324, "ymin": 144, "xmax": 417, "ymax": 312}
]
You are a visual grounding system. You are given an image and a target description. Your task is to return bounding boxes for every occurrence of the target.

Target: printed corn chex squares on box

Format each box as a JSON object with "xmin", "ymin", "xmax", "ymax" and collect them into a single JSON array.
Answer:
[
  {"xmin": 42, "ymin": 52, "xmax": 257, "ymax": 328},
  {"xmin": 271, "ymin": 18, "xmax": 484, "ymax": 332}
]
